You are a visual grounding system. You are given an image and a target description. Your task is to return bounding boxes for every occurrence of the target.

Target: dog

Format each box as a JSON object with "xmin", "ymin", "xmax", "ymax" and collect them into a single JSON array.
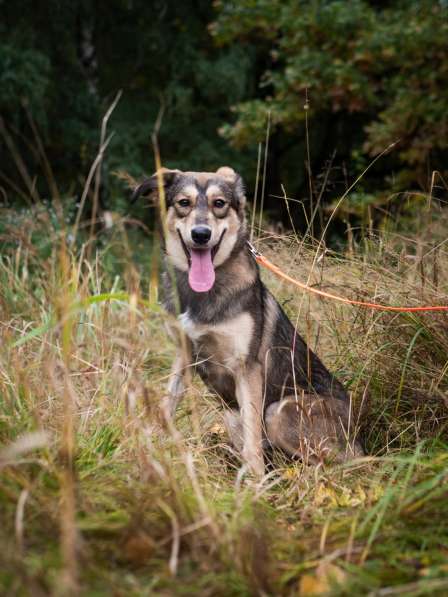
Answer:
[{"xmin": 132, "ymin": 166, "xmax": 363, "ymax": 475}]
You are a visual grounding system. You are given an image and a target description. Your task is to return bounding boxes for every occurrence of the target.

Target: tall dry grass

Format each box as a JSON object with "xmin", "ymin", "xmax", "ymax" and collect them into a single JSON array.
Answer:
[{"xmin": 1, "ymin": 194, "xmax": 448, "ymax": 594}]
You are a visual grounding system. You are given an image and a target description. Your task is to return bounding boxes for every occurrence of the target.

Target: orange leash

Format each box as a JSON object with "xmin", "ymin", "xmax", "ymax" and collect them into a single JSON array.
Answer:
[{"xmin": 247, "ymin": 242, "xmax": 448, "ymax": 313}]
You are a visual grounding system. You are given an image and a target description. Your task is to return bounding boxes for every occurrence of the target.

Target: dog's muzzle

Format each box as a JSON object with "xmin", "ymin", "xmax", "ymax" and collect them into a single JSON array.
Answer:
[
  {"xmin": 176, "ymin": 228, "xmax": 227, "ymax": 293},
  {"xmin": 177, "ymin": 228, "xmax": 226, "ymax": 264}
]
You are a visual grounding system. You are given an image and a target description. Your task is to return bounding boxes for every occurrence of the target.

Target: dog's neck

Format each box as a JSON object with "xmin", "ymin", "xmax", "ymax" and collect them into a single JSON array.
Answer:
[{"xmin": 163, "ymin": 232, "xmax": 260, "ymax": 324}]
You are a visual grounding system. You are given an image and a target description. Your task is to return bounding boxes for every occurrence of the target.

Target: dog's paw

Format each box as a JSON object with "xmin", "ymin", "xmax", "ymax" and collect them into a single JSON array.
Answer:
[
  {"xmin": 236, "ymin": 462, "xmax": 266, "ymax": 489},
  {"xmin": 250, "ymin": 461, "xmax": 266, "ymax": 478},
  {"xmin": 242, "ymin": 450, "xmax": 265, "ymax": 478},
  {"xmin": 160, "ymin": 395, "xmax": 178, "ymax": 422}
]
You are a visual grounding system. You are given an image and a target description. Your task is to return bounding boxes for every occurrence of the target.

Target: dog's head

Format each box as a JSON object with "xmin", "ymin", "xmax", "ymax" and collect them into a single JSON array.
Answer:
[{"xmin": 132, "ymin": 167, "xmax": 247, "ymax": 293}]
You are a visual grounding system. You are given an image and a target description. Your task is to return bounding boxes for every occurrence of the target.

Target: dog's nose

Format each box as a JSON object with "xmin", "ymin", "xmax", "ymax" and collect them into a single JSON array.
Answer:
[{"xmin": 191, "ymin": 226, "xmax": 211, "ymax": 245}]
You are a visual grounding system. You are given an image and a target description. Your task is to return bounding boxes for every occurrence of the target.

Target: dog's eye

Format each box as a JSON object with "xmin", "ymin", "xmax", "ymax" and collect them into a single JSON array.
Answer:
[
  {"xmin": 178, "ymin": 198, "xmax": 191, "ymax": 208},
  {"xmin": 213, "ymin": 198, "xmax": 226, "ymax": 209}
]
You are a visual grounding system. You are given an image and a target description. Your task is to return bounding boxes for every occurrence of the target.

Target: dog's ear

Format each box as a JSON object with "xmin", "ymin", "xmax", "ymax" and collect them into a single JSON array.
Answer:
[
  {"xmin": 216, "ymin": 166, "xmax": 238, "ymax": 181},
  {"xmin": 216, "ymin": 166, "xmax": 246, "ymax": 210},
  {"xmin": 131, "ymin": 168, "xmax": 181, "ymax": 204}
]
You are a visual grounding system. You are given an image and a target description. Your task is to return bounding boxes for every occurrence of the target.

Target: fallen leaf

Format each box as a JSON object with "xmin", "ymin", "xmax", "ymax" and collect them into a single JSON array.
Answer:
[
  {"xmin": 314, "ymin": 483, "xmax": 339, "ymax": 507},
  {"xmin": 299, "ymin": 561, "xmax": 347, "ymax": 595},
  {"xmin": 122, "ymin": 531, "xmax": 155, "ymax": 566},
  {"xmin": 210, "ymin": 422, "xmax": 226, "ymax": 434}
]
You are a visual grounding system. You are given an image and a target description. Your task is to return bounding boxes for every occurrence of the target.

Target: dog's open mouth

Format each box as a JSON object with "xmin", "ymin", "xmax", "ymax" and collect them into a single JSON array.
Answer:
[{"xmin": 177, "ymin": 229, "xmax": 226, "ymax": 293}]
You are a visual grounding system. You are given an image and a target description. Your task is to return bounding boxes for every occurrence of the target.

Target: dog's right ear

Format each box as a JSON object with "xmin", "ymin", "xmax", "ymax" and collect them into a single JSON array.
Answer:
[{"xmin": 130, "ymin": 168, "xmax": 181, "ymax": 204}]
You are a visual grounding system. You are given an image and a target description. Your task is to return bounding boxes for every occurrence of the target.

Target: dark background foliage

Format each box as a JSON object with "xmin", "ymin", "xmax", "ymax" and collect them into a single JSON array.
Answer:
[{"xmin": 1, "ymin": 0, "xmax": 447, "ymax": 233}]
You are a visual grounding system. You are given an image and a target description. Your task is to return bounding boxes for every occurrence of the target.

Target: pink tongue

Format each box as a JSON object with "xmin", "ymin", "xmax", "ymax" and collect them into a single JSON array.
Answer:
[{"xmin": 188, "ymin": 249, "xmax": 215, "ymax": 292}]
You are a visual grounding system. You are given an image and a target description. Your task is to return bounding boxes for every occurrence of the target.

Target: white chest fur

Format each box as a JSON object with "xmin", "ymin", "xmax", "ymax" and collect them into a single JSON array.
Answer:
[{"xmin": 178, "ymin": 310, "xmax": 254, "ymax": 369}]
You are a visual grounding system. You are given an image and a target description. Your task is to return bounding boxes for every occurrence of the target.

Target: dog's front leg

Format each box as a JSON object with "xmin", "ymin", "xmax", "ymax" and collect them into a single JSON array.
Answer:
[
  {"xmin": 235, "ymin": 364, "xmax": 265, "ymax": 477},
  {"xmin": 162, "ymin": 352, "xmax": 188, "ymax": 418},
  {"xmin": 163, "ymin": 324, "xmax": 192, "ymax": 420}
]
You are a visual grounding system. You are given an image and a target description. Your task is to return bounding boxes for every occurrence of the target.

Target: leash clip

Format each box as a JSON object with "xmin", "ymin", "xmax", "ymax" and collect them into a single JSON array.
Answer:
[{"xmin": 246, "ymin": 240, "xmax": 261, "ymax": 260}]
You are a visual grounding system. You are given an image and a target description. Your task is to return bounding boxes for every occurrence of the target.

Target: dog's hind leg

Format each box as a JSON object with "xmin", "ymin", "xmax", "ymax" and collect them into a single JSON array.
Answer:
[{"xmin": 264, "ymin": 395, "xmax": 363, "ymax": 464}]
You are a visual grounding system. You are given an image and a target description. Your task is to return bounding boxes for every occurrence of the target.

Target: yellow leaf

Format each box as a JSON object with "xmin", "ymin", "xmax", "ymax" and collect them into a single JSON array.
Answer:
[
  {"xmin": 314, "ymin": 483, "xmax": 339, "ymax": 507},
  {"xmin": 283, "ymin": 466, "xmax": 298, "ymax": 479},
  {"xmin": 299, "ymin": 573, "xmax": 330, "ymax": 596},
  {"xmin": 209, "ymin": 422, "xmax": 226, "ymax": 434},
  {"xmin": 314, "ymin": 482, "xmax": 370, "ymax": 509},
  {"xmin": 299, "ymin": 562, "xmax": 347, "ymax": 595},
  {"xmin": 369, "ymin": 483, "xmax": 384, "ymax": 502}
]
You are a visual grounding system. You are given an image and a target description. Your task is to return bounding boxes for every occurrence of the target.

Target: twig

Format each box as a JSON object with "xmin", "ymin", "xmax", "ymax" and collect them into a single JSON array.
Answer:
[
  {"xmin": 89, "ymin": 90, "xmax": 123, "ymax": 242},
  {"xmin": 258, "ymin": 111, "xmax": 271, "ymax": 236},
  {"xmin": 72, "ymin": 134, "xmax": 114, "ymax": 242}
]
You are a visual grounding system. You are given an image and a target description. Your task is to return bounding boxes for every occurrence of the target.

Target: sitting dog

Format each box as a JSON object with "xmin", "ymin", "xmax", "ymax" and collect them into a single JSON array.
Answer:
[{"xmin": 132, "ymin": 166, "xmax": 363, "ymax": 475}]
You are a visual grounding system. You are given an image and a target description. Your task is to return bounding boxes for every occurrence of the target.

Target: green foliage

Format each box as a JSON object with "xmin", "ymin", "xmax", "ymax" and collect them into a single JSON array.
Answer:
[
  {"xmin": 212, "ymin": 0, "xmax": 448, "ymax": 201},
  {"xmin": 0, "ymin": 44, "xmax": 51, "ymax": 125},
  {"xmin": 1, "ymin": 1, "xmax": 448, "ymax": 237},
  {"xmin": 0, "ymin": 0, "xmax": 258, "ymax": 207}
]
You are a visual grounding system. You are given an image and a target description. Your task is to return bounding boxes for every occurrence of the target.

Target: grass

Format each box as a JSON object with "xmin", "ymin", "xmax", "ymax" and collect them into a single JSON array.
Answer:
[{"xmin": 1, "ymin": 199, "xmax": 448, "ymax": 596}]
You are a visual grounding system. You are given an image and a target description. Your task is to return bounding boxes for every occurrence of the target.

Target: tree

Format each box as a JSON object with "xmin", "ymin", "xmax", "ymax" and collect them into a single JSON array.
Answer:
[
  {"xmin": 0, "ymin": 0, "xmax": 258, "ymax": 211},
  {"xmin": 212, "ymin": 0, "xmax": 448, "ymax": 229}
]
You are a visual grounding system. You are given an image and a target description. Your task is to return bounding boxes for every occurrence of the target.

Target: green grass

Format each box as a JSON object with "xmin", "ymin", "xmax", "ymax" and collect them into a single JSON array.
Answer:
[{"xmin": 1, "ymin": 203, "xmax": 448, "ymax": 596}]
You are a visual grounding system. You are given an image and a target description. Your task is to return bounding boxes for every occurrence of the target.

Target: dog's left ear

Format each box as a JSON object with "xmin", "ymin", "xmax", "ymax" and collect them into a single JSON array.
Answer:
[
  {"xmin": 131, "ymin": 168, "xmax": 181, "ymax": 204},
  {"xmin": 216, "ymin": 166, "xmax": 246, "ymax": 210}
]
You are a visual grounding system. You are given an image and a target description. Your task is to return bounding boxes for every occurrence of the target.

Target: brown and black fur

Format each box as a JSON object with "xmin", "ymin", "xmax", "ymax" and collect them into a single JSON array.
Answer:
[{"xmin": 133, "ymin": 167, "xmax": 363, "ymax": 475}]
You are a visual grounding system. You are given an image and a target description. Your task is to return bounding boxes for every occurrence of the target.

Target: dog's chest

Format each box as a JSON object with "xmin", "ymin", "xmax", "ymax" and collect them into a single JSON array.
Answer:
[{"xmin": 179, "ymin": 310, "xmax": 253, "ymax": 368}]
